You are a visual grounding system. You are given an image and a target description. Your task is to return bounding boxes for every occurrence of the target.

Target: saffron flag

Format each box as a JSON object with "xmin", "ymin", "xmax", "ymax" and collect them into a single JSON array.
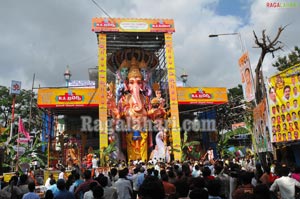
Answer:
[{"xmin": 18, "ymin": 117, "xmax": 30, "ymax": 140}]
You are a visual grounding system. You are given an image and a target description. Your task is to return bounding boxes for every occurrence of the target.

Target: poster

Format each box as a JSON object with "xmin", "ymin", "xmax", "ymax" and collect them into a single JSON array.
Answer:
[
  {"xmin": 267, "ymin": 64, "xmax": 300, "ymax": 143},
  {"xmin": 238, "ymin": 52, "xmax": 255, "ymax": 102},
  {"xmin": 253, "ymin": 98, "xmax": 273, "ymax": 152}
]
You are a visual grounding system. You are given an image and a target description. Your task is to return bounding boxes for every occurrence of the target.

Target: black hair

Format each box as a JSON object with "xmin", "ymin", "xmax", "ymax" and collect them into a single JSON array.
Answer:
[
  {"xmin": 89, "ymin": 182, "xmax": 98, "ymax": 190},
  {"xmin": 92, "ymin": 185, "xmax": 104, "ymax": 199},
  {"xmin": 50, "ymin": 179, "xmax": 56, "ymax": 185},
  {"xmin": 284, "ymin": 85, "xmax": 291, "ymax": 91},
  {"xmin": 84, "ymin": 169, "xmax": 92, "ymax": 179},
  {"xmin": 99, "ymin": 176, "xmax": 108, "ymax": 187},
  {"xmin": 28, "ymin": 182, "xmax": 36, "ymax": 192},
  {"xmin": 56, "ymin": 179, "xmax": 66, "ymax": 191},
  {"xmin": 45, "ymin": 190, "xmax": 54, "ymax": 199},
  {"xmin": 19, "ymin": 174, "xmax": 28, "ymax": 184},
  {"xmin": 138, "ymin": 176, "xmax": 165, "ymax": 199},
  {"xmin": 189, "ymin": 188, "xmax": 208, "ymax": 199}
]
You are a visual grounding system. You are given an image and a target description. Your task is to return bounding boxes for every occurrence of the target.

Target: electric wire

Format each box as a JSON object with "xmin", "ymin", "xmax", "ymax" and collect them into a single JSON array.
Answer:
[{"xmin": 91, "ymin": 0, "xmax": 113, "ymax": 18}]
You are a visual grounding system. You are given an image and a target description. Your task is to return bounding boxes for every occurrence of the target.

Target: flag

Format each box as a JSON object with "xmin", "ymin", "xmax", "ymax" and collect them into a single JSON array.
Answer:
[{"xmin": 18, "ymin": 117, "xmax": 30, "ymax": 140}]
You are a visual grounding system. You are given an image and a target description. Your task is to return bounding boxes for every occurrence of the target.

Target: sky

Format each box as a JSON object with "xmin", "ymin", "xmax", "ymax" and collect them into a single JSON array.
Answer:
[{"xmin": 0, "ymin": 0, "xmax": 299, "ymax": 90}]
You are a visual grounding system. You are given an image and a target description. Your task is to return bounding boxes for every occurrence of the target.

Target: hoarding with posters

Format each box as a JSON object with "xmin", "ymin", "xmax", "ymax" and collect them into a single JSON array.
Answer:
[
  {"xmin": 253, "ymin": 98, "xmax": 273, "ymax": 152},
  {"xmin": 238, "ymin": 52, "xmax": 255, "ymax": 102},
  {"xmin": 267, "ymin": 64, "xmax": 300, "ymax": 143}
]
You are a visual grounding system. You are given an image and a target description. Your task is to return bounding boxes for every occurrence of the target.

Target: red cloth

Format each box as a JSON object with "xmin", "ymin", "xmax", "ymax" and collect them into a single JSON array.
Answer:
[
  {"xmin": 18, "ymin": 117, "xmax": 30, "ymax": 139},
  {"xmin": 162, "ymin": 181, "xmax": 176, "ymax": 196},
  {"xmin": 291, "ymin": 173, "xmax": 300, "ymax": 182},
  {"xmin": 269, "ymin": 173, "xmax": 278, "ymax": 184}
]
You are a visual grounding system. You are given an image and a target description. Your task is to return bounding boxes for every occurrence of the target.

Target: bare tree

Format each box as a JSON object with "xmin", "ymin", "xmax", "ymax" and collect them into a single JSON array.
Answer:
[{"xmin": 253, "ymin": 26, "xmax": 286, "ymax": 103}]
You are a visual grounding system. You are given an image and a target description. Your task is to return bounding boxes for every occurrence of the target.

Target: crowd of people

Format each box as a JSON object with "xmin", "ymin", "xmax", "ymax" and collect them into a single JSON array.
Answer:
[{"xmin": 1, "ymin": 157, "xmax": 300, "ymax": 199}]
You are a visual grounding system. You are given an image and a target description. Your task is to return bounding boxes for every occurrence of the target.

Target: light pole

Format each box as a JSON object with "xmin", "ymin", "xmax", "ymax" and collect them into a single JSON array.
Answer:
[
  {"xmin": 180, "ymin": 72, "xmax": 188, "ymax": 87},
  {"xmin": 209, "ymin": 32, "xmax": 245, "ymax": 52},
  {"xmin": 64, "ymin": 66, "xmax": 71, "ymax": 87}
]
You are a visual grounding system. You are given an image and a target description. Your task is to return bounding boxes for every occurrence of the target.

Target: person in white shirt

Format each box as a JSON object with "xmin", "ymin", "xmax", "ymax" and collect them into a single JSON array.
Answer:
[
  {"xmin": 58, "ymin": 167, "xmax": 66, "ymax": 180},
  {"xmin": 45, "ymin": 173, "xmax": 54, "ymax": 189},
  {"xmin": 270, "ymin": 165, "xmax": 300, "ymax": 199},
  {"xmin": 92, "ymin": 154, "xmax": 98, "ymax": 169}
]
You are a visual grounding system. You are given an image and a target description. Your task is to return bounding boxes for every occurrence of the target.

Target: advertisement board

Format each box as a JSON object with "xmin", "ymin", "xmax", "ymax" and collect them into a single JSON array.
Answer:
[
  {"xmin": 177, "ymin": 87, "xmax": 228, "ymax": 105},
  {"xmin": 37, "ymin": 88, "xmax": 99, "ymax": 108},
  {"xmin": 253, "ymin": 98, "xmax": 273, "ymax": 152},
  {"xmin": 267, "ymin": 64, "xmax": 300, "ymax": 143},
  {"xmin": 92, "ymin": 18, "xmax": 175, "ymax": 33},
  {"xmin": 238, "ymin": 52, "xmax": 255, "ymax": 102}
]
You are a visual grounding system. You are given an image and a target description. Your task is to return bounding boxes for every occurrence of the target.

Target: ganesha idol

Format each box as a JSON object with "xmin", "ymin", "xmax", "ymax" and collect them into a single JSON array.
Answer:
[{"xmin": 107, "ymin": 48, "xmax": 162, "ymax": 162}]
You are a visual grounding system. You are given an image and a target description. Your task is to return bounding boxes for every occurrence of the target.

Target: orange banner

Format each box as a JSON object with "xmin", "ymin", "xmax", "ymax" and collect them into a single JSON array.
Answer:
[
  {"xmin": 177, "ymin": 87, "xmax": 228, "ymax": 105},
  {"xmin": 37, "ymin": 88, "xmax": 99, "ymax": 108},
  {"xmin": 92, "ymin": 18, "xmax": 175, "ymax": 33}
]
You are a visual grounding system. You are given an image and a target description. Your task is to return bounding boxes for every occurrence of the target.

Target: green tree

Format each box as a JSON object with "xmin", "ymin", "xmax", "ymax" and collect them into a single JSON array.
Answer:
[
  {"xmin": 216, "ymin": 84, "xmax": 245, "ymax": 132},
  {"xmin": 99, "ymin": 141, "xmax": 117, "ymax": 167},
  {"xmin": 1, "ymin": 127, "xmax": 46, "ymax": 172},
  {"xmin": 0, "ymin": 85, "xmax": 42, "ymax": 131},
  {"xmin": 216, "ymin": 85, "xmax": 254, "ymax": 158},
  {"xmin": 272, "ymin": 46, "xmax": 300, "ymax": 71},
  {"xmin": 180, "ymin": 131, "xmax": 200, "ymax": 162}
]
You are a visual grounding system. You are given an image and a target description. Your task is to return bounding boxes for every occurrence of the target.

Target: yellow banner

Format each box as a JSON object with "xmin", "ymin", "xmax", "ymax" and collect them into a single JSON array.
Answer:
[
  {"xmin": 165, "ymin": 33, "xmax": 181, "ymax": 160},
  {"xmin": 268, "ymin": 64, "xmax": 300, "ymax": 143},
  {"xmin": 92, "ymin": 18, "xmax": 175, "ymax": 33},
  {"xmin": 98, "ymin": 34, "xmax": 108, "ymax": 149},
  {"xmin": 37, "ymin": 88, "xmax": 99, "ymax": 108},
  {"xmin": 177, "ymin": 87, "xmax": 228, "ymax": 104}
]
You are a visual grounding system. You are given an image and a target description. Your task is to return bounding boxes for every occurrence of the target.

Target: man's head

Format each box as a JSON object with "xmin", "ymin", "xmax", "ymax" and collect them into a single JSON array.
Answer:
[
  {"xmin": 244, "ymin": 68, "xmax": 251, "ymax": 83},
  {"xmin": 28, "ymin": 182, "xmax": 36, "ymax": 192},
  {"xmin": 269, "ymin": 87, "xmax": 276, "ymax": 102},
  {"xmin": 84, "ymin": 169, "xmax": 92, "ymax": 180},
  {"xmin": 280, "ymin": 166, "xmax": 290, "ymax": 176},
  {"xmin": 293, "ymin": 99, "xmax": 298, "ymax": 107},
  {"xmin": 294, "ymin": 131, "xmax": 299, "ymax": 139},
  {"xmin": 283, "ymin": 85, "xmax": 291, "ymax": 100},
  {"xmin": 139, "ymin": 176, "xmax": 165, "ymax": 199},
  {"xmin": 98, "ymin": 176, "xmax": 108, "ymax": 187},
  {"xmin": 57, "ymin": 179, "xmax": 66, "ymax": 191}
]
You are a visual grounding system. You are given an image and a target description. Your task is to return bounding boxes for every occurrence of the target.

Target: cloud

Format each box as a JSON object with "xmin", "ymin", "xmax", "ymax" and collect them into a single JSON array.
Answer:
[{"xmin": 0, "ymin": 0, "xmax": 299, "ymax": 91}]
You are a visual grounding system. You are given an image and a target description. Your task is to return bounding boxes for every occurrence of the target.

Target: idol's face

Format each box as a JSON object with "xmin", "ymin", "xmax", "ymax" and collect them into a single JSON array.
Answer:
[
  {"xmin": 140, "ymin": 68, "xmax": 149, "ymax": 80},
  {"xmin": 120, "ymin": 67, "xmax": 129, "ymax": 80}
]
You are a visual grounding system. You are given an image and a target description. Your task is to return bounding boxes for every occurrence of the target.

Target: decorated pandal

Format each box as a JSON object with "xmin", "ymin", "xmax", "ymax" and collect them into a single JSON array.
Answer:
[{"xmin": 106, "ymin": 48, "xmax": 171, "ymax": 163}]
